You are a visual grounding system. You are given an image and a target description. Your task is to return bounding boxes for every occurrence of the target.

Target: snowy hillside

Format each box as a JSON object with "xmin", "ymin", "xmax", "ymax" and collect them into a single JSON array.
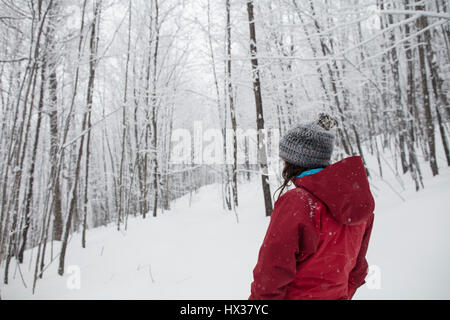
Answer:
[
  {"xmin": 2, "ymin": 149, "xmax": 450, "ymax": 300},
  {"xmin": 1, "ymin": 0, "xmax": 449, "ymax": 302}
]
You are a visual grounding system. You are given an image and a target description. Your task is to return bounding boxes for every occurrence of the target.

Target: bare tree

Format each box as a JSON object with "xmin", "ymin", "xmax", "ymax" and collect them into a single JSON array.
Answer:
[
  {"xmin": 226, "ymin": 0, "xmax": 238, "ymax": 208},
  {"xmin": 246, "ymin": 0, "xmax": 273, "ymax": 217},
  {"xmin": 58, "ymin": 0, "xmax": 101, "ymax": 275}
]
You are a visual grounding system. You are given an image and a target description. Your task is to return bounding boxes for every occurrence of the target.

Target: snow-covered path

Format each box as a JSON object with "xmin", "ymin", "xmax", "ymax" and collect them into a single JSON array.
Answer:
[{"xmin": 2, "ymin": 160, "xmax": 450, "ymax": 299}]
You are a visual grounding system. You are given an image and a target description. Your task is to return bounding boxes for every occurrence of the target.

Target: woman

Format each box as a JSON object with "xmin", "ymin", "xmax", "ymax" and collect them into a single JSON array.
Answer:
[{"xmin": 249, "ymin": 113, "xmax": 375, "ymax": 300}]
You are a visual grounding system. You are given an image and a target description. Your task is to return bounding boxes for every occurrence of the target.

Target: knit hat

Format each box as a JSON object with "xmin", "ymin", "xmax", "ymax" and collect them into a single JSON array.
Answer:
[{"xmin": 279, "ymin": 113, "xmax": 337, "ymax": 168}]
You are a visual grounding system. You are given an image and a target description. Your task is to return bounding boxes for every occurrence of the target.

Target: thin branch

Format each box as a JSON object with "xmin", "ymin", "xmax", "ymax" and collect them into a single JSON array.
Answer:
[
  {"xmin": 378, "ymin": 9, "xmax": 450, "ymax": 20},
  {"xmin": 0, "ymin": 57, "xmax": 29, "ymax": 63}
]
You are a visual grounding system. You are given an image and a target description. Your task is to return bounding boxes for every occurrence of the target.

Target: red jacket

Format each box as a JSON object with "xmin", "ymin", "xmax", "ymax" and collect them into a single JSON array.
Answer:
[{"xmin": 249, "ymin": 156, "xmax": 375, "ymax": 300}]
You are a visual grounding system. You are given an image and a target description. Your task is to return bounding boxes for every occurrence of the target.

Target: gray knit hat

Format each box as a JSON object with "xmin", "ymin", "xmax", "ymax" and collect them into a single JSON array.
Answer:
[{"xmin": 279, "ymin": 113, "xmax": 337, "ymax": 168}]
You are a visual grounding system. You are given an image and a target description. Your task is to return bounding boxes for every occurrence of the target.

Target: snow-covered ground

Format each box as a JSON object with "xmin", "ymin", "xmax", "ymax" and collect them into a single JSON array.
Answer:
[{"xmin": 2, "ymin": 148, "xmax": 450, "ymax": 299}]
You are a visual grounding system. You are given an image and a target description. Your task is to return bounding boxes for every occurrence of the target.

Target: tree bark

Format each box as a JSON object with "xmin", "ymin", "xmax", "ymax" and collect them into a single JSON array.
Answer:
[
  {"xmin": 58, "ymin": 1, "xmax": 101, "ymax": 275},
  {"xmin": 416, "ymin": 4, "xmax": 439, "ymax": 176},
  {"xmin": 226, "ymin": 0, "xmax": 238, "ymax": 208},
  {"xmin": 246, "ymin": 0, "xmax": 273, "ymax": 217}
]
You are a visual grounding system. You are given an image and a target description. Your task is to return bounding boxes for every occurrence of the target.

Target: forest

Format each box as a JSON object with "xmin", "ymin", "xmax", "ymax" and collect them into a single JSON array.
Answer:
[{"xmin": 0, "ymin": 0, "xmax": 449, "ymax": 297}]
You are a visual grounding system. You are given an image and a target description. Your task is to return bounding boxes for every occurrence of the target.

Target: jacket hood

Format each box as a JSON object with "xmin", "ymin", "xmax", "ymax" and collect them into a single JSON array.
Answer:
[{"xmin": 293, "ymin": 156, "xmax": 375, "ymax": 225}]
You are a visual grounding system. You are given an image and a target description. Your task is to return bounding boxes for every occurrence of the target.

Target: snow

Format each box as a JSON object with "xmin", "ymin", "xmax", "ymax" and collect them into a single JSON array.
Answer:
[
  {"xmin": 2, "ymin": 150, "xmax": 450, "ymax": 299},
  {"xmin": 357, "ymin": 162, "xmax": 450, "ymax": 299}
]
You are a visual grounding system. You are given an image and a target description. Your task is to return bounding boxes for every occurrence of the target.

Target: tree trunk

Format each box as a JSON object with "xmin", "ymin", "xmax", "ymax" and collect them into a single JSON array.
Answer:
[
  {"xmin": 151, "ymin": 0, "xmax": 160, "ymax": 218},
  {"xmin": 416, "ymin": 5, "xmax": 439, "ymax": 176},
  {"xmin": 422, "ymin": 12, "xmax": 450, "ymax": 166},
  {"xmin": 226, "ymin": 0, "xmax": 238, "ymax": 208},
  {"xmin": 18, "ymin": 47, "xmax": 46, "ymax": 263},
  {"xmin": 48, "ymin": 28, "xmax": 63, "ymax": 241},
  {"xmin": 58, "ymin": 1, "xmax": 101, "ymax": 275},
  {"xmin": 246, "ymin": 0, "xmax": 273, "ymax": 217},
  {"xmin": 403, "ymin": 0, "xmax": 423, "ymax": 190}
]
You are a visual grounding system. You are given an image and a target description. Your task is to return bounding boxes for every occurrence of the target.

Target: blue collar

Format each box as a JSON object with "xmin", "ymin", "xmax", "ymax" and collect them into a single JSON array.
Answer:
[{"xmin": 296, "ymin": 168, "xmax": 323, "ymax": 179}]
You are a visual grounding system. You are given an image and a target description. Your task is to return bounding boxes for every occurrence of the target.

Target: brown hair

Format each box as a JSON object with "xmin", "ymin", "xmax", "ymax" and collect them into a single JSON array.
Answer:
[{"xmin": 273, "ymin": 161, "xmax": 309, "ymax": 201}]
